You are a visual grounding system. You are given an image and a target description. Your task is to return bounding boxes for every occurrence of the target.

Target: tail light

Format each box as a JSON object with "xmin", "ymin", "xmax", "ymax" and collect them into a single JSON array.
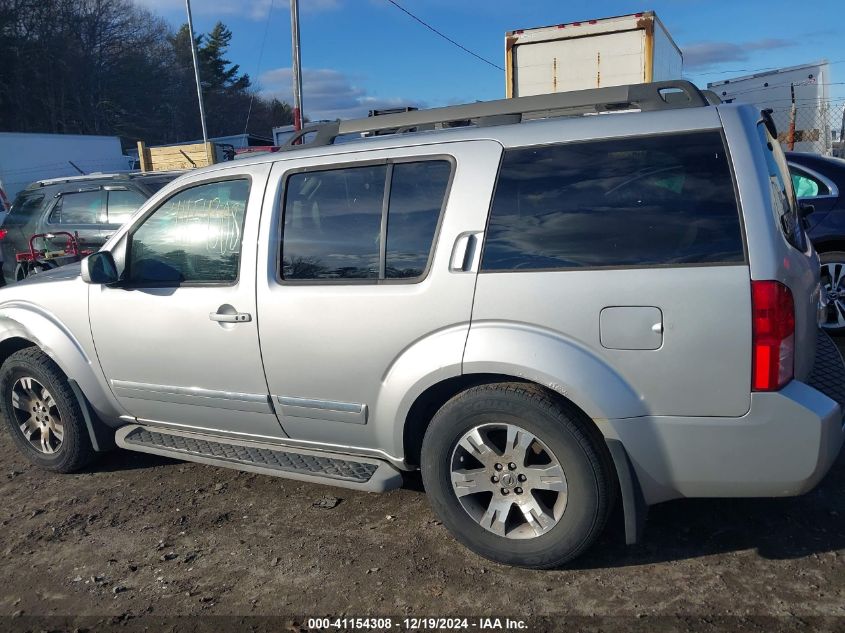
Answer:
[
  {"xmin": 0, "ymin": 229, "xmax": 7, "ymax": 240},
  {"xmin": 751, "ymin": 280, "xmax": 795, "ymax": 391}
]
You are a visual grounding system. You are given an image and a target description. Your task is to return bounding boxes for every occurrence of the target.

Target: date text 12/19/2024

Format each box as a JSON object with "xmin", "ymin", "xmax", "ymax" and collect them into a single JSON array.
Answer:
[{"xmin": 306, "ymin": 617, "xmax": 529, "ymax": 630}]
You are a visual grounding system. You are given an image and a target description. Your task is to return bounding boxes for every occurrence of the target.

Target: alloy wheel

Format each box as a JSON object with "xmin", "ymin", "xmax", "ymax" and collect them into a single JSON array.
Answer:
[
  {"xmin": 10, "ymin": 376, "xmax": 63, "ymax": 454},
  {"xmin": 450, "ymin": 423, "xmax": 568, "ymax": 539},
  {"xmin": 821, "ymin": 261, "xmax": 845, "ymax": 330}
]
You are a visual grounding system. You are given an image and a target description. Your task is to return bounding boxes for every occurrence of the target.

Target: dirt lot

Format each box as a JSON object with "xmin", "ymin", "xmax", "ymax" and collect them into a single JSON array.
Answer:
[{"xmin": 1, "ymin": 365, "xmax": 845, "ymax": 631}]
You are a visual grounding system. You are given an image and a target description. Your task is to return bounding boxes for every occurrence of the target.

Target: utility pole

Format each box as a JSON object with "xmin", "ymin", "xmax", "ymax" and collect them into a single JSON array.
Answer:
[
  {"xmin": 290, "ymin": 0, "xmax": 304, "ymax": 131},
  {"xmin": 185, "ymin": 0, "xmax": 209, "ymax": 144},
  {"xmin": 787, "ymin": 82, "xmax": 797, "ymax": 151}
]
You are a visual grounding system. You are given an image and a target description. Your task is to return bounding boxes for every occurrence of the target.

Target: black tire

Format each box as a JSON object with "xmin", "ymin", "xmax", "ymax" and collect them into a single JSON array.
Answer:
[
  {"xmin": 0, "ymin": 347, "xmax": 96, "ymax": 472},
  {"xmin": 421, "ymin": 383, "xmax": 614, "ymax": 569},
  {"xmin": 819, "ymin": 251, "xmax": 845, "ymax": 336}
]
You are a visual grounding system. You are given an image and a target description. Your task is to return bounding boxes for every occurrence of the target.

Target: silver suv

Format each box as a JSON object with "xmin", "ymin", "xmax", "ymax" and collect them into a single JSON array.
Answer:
[{"xmin": 1, "ymin": 82, "xmax": 843, "ymax": 568}]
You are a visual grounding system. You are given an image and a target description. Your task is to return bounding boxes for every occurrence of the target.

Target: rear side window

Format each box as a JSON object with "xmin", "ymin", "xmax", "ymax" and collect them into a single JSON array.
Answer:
[
  {"xmin": 49, "ymin": 190, "xmax": 105, "ymax": 225},
  {"xmin": 482, "ymin": 131, "xmax": 744, "ymax": 271},
  {"xmin": 281, "ymin": 159, "xmax": 451, "ymax": 281}
]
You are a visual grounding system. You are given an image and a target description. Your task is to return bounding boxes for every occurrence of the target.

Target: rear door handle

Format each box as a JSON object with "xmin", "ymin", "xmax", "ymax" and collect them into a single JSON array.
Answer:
[
  {"xmin": 209, "ymin": 312, "xmax": 252, "ymax": 323},
  {"xmin": 449, "ymin": 231, "xmax": 483, "ymax": 273}
]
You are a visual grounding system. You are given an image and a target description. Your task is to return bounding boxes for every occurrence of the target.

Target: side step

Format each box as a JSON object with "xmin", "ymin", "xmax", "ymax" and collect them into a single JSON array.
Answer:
[{"xmin": 116, "ymin": 424, "xmax": 403, "ymax": 492}]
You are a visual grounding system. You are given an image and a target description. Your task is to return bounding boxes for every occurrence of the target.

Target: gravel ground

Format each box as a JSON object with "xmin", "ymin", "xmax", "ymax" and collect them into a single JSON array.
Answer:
[{"xmin": 0, "ymin": 353, "xmax": 844, "ymax": 631}]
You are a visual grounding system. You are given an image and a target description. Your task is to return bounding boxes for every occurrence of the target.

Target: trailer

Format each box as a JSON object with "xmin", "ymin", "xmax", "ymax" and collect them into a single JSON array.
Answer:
[
  {"xmin": 505, "ymin": 11, "xmax": 683, "ymax": 98},
  {"xmin": 708, "ymin": 61, "xmax": 833, "ymax": 155}
]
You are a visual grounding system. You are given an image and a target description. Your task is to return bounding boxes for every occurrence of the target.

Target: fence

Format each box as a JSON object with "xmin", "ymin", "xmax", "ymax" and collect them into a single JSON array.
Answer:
[{"xmin": 767, "ymin": 99, "xmax": 845, "ymax": 157}]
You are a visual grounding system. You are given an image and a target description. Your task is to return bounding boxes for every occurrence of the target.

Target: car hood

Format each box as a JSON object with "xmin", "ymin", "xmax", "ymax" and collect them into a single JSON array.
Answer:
[{"xmin": 14, "ymin": 262, "xmax": 82, "ymax": 286}]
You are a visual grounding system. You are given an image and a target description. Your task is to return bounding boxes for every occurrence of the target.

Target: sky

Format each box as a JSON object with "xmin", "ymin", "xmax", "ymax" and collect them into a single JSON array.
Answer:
[{"xmin": 137, "ymin": 0, "xmax": 845, "ymax": 123}]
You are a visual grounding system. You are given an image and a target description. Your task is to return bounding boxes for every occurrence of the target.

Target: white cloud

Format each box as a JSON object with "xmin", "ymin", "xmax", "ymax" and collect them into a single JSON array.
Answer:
[
  {"xmin": 259, "ymin": 67, "xmax": 422, "ymax": 120},
  {"xmin": 682, "ymin": 38, "xmax": 795, "ymax": 70},
  {"xmin": 135, "ymin": 0, "xmax": 340, "ymax": 21}
]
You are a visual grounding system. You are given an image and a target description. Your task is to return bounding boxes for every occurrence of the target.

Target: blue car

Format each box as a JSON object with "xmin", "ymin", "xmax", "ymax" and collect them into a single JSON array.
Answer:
[{"xmin": 787, "ymin": 151, "xmax": 845, "ymax": 333}]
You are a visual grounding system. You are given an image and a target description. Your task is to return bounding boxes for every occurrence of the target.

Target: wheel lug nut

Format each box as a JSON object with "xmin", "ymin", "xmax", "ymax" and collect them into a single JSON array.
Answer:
[
  {"xmin": 515, "ymin": 487, "xmax": 523, "ymax": 494},
  {"xmin": 501, "ymin": 488, "xmax": 509, "ymax": 495},
  {"xmin": 508, "ymin": 462, "xmax": 517, "ymax": 470},
  {"xmin": 491, "ymin": 475, "xmax": 499, "ymax": 483},
  {"xmin": 518, "ymin": 474, "xmax": 527, "ymax": 482},
  {"xmin": 494, "ymin": 463, "xmax": 503, "ymax": 471}
]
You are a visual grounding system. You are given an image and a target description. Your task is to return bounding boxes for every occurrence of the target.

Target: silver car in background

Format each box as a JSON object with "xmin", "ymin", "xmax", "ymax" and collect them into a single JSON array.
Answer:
[{"xmin": 0, "ymin": 81, "xmax": 842, "ymax": 568}]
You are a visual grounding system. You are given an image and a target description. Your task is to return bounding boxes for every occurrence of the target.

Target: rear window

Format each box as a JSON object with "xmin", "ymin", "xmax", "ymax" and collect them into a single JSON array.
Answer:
[
  {"xmin": 758, "ymin": 124, "xmax": 806, "ymax": 251},
  {"xmin": 6, "ymin": 192, "xmax": 45, "ymax": 225},
  {"xmin": 481, "ymin": 131, "xmax": 744, "ymax": 271}
]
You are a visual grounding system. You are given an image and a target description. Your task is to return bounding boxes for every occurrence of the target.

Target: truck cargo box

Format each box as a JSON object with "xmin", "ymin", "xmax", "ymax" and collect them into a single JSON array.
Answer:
[{"xmin": 505, "ymin": 11, "xmax": 683, "ymax": 98}]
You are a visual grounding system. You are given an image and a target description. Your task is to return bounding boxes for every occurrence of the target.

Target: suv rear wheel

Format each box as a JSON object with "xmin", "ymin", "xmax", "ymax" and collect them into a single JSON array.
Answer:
[
  {"xmin": 421, "ymin": 383, "xmax": 614, "ymax": 568},
  {"xmin": 0, "ymin": 347, "xmax": 96, "ymax": 472}
]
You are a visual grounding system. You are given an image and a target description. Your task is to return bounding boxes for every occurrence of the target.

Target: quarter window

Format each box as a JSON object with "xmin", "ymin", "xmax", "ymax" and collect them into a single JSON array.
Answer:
[
  {"xmin": 107, "ymin": 189, "xmax": 147, "ymax": 225},
  {"xmin": 281, "ymin": 160, "xmax": 451, "ymax": 281},
  {"xmin": 482, "ymin": 131, "xmax": 744, "ymax": 271},
  {"xmin": 49, "ymin": 190, "xmax": 105, "ymax": 225},
  {"xmin": 128, "ymin": 179, "xmax": 250, "ymax": 285}
]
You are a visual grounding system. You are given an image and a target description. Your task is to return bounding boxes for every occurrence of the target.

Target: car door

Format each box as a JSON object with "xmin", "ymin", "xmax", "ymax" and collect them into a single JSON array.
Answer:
[
  {"xmin": 255, "ymin": 141, "xmax": 502, "ymax": 454},
  {"xmin": 790, "ymin": 163, "xmax": 838, "ymax": 213},
  {"xmin": 89, "ymin": 163, "xmax": 285, "ymax": 439}
]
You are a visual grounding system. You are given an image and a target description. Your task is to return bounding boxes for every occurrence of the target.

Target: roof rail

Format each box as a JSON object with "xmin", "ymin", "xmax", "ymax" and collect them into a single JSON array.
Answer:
[{"xmin": 278, "ymin": 80, "xmax": 710, "ymax": 151}]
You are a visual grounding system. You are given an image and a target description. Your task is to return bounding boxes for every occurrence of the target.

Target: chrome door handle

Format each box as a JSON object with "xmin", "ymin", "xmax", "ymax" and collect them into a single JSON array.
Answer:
[{"xmin": 209, "ymin": 312, "xmax": 252, "ymax": 323}]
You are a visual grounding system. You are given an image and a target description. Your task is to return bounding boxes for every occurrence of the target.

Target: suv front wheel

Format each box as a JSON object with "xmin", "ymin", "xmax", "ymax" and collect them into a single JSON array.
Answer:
[
  {"xmin": 0, "ymin": 347, "xmax": 96, "ymax": 472},
  {"xmin": 421, "ymin": 383, "xmax": 614, "ymax": 569}
]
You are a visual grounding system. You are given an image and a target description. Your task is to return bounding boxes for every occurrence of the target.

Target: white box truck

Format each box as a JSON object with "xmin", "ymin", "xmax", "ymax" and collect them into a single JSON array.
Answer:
[
  {"xmin": 0, "ymin": 132, "xmax": 131, "ymax": 203},
  {"xmin": 708, "ymin": 61, "xmax": 834, "ymax": 155},
  {"xmin": 505, "ymin": 11, "xmax": 683, "ymax": 98}
]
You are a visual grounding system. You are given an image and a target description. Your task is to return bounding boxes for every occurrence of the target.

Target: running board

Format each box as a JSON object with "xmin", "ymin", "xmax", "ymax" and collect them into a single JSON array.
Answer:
[{"xmin": 116, "ymin": 424, "xmax": 403, "ymax": 492}]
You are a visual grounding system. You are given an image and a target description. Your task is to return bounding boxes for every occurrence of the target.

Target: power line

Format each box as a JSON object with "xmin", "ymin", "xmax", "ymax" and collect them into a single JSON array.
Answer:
[
  {"xmin": 243, "ymin": 0, "xmax": 275, "ymax": 135},
  {"xmin": 692, "ymin": 59, "xmax": 845, "ymax": 77},
  {"xmin": 382, "ymin": 0, "xmax": 503, "ymax": 71}
]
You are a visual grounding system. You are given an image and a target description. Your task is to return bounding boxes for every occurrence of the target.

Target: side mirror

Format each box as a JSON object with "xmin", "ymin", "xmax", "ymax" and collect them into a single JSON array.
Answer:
[
  {"xmin": 81, "ymin": 251, "xmax": 119, "ymax": 285},
  {"xmin": 800, "ymin": 203, "xmax": 816, "ymax": 218}
]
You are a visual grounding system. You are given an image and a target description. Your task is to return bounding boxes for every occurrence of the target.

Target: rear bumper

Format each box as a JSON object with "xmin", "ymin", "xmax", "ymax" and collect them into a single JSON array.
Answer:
[{"xmin": 600, "ymin": 334, "xmax": 845, "ymax": 506}]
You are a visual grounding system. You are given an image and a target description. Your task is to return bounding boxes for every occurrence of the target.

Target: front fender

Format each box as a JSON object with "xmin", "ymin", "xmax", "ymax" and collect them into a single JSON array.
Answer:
[
  {"xmin": 0, "ymin": 302, "xmax": 125, "ymax": 424},
  {"xmin": 462, "ymin": 321, "xmax": 647, "ymax": 421}
]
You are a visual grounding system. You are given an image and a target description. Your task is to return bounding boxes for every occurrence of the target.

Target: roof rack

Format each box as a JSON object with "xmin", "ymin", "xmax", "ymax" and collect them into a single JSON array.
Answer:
[{"xmin": 279, "ymin": 80, "xmax": 711, "ymax": 151}]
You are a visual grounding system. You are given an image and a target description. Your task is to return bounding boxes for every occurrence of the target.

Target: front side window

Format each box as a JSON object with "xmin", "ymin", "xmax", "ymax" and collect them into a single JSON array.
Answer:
[
  {"xmin": 128, "ymin": 179, "xmax": 249, "ymax": 285},
  {"xmin": 482, "ymin": 131, "xmax": 744, "ymax": 271},
  {"xmin": 281, "ymin": 159, "xmax": 451, "ymax": 281},
  {"xmin": 107, "ymin": 189, "xmax": 147, "ymax": 225},
  {"xmin": 49, "ymin": 190, "xmax": 105, "ymax": 225}
]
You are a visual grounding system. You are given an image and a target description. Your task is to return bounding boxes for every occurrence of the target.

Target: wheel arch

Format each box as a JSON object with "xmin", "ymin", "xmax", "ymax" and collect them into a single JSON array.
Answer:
[
  {"xmin": 403, "ymin": 373, "xmax": 647, "ymax": 546},
  {"xmin": 0, "ymin": 307, "xmax": 123, "ymax": 425}
]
